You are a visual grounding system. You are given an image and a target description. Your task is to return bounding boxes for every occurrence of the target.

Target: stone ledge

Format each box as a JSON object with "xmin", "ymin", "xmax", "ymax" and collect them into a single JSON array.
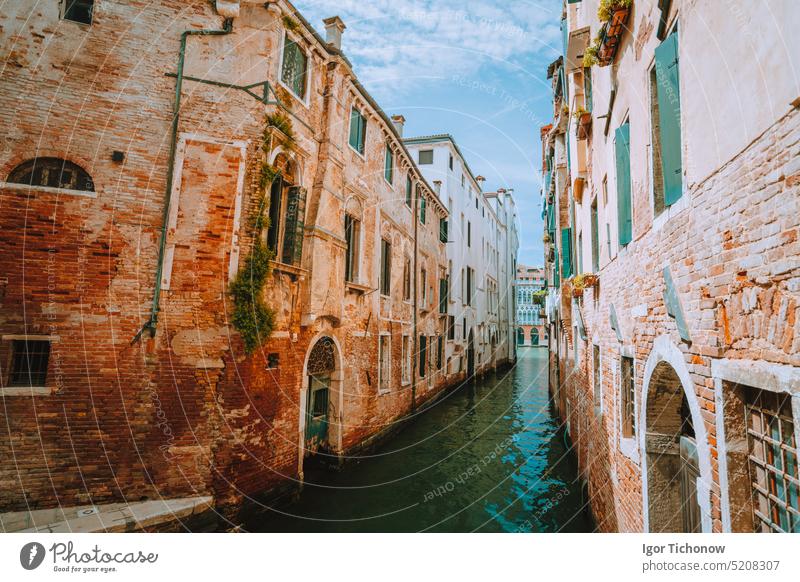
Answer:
[{"xmin": 2, "ymin": 496, "xmax": 214, "ymax": 533}]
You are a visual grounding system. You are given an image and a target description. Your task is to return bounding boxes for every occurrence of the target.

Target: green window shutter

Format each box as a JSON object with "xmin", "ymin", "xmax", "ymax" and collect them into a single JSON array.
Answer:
[
  {"xmin": 439, "ymin": 277, "xmax": 448, "ymax": 314},
  {"xmin": 348, "ymin": 109, "xmax": 359, "ymax": 151},
  {"xmin": 384, "ymin": 144, "xmax": 393, "ymax": 183},
  {"xmin": 615, "ymin": 123, "xmax": 632, "ymax": 246},
  {"xmin": 583, "ymin": 67, "xmax": 593, "ymax": 112},
  {"xmin": 405, "ymin": 175, "xmax": 412, "ymax": 207},
  {"xmin": 420, "ymin": 196, "xmax": 426, "ymax": 224},
  {"xmin": 282, "ymin": 186, "xmax": 306, "ymax": 265},
  {"xmin": 655, "ymin": 31, "xmax": 683, "ymax": 206},
  {"xmin": 439, "ymin": 217, "xmax": 448, "ymax": 243},
  {"xmin": 561, "ymin": 227, "xmax": 573, "ymax": 278}
]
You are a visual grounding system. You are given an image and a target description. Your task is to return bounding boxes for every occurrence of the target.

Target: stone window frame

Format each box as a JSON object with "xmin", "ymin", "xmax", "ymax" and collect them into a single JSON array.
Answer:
[
  {"xmin": 592, "ymin": 339, "xmax": 603, "ymax": 417},
  {"xmin": 400, "ymin": 334, "xmax": 411, "ymax": 386},
  {"xmin": 712, "ymin": 358, "xmax": 800, "ymax": 532},
  {"xmin": 278, "ymin": 30, "xmax": 311, "ymax": 106},
  {"xmin": 618, "ymin": 344, "xmax": 640, "ymax": 463},
  {"xmin": 0, "ymin": 335, "xmax": 59, "ymax": 396},
  {"xmin": 378, "ymin": 332, "xmax": 391, "ymax": 394}
]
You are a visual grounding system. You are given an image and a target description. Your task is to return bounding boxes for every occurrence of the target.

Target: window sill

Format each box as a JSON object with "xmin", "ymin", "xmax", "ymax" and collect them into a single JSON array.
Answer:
[
  {"xmin": 620, "ymin": 435, "xmax": 640, "ymax": 463},
  {"xmin": 1, "ymin": 386, "xmax": 52, "ymax": 396},
  {"xmin": 378, "ymin": 388, "xmax": 391, "ymax": 396},
  {"xmin": 270, "ymin": 260, "xmax": 308, "ymax": 279},
  {"xmin": 652, "ymin": 192, "xmax": 688, "ymax": 234},
  {"xmin": 277, "ymin": 79, "xmax": 310, "ymax": 109},
  {"xmin": 0, "ymin": 182, "xmax": 97, "ymax": 199},
  {"xmin": 345, "ymin": 281, "xmax": 372, "ymax": 294},
  {"xmin": 348, "ymin": 144, "xmax": 366, "ymax": 160}
]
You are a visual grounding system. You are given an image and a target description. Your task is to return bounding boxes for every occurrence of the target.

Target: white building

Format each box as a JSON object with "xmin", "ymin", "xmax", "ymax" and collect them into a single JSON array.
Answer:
[{"xmin": 403, "ymin": 132, "xmax": 519, "ymax": 379}]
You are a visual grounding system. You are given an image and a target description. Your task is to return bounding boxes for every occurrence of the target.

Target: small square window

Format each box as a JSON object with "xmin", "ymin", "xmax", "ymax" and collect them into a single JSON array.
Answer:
[
  {"xmin": 9, "ymin": 340, "xmax": 50, "ymax": 387},
  {"xmin": 63, "ymin": 0, "xmax": 93, "ymax": 25},
  {"xmin": 418, "ymin": 150, "xmax": 433, "ymax": 165}
]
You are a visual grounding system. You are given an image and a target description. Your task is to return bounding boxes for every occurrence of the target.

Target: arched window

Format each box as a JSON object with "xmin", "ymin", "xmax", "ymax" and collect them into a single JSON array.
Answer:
[{"xmin": 7, "ymin": 157, "xmax": 94, "ymax": 192}]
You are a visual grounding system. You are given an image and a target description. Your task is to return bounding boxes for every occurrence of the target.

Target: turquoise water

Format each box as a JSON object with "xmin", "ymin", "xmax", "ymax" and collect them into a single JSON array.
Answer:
[{"xmin": 247, "ymin": 348, "xmax": 594, "ymax": 532}]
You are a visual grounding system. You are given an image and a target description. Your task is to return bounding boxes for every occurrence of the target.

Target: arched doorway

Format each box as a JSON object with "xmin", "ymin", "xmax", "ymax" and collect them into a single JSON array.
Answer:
[
  {"xmin": 642, "ymin": 338, "xmax": 712, "ymax": 533},
  {"xmin": 532, "ymin": 328, "xmax": 540, "ymax": 346},
  {"xmin": 516, "ymin": 327, "xmax": 525, "ymax": 346},
  {"xmin": 303, "ymin": 336, "xmax": 338, "ymax": 456},
  {"xmin": 467, "ymin": 329, "xmax": 475, "ymax": 379}
]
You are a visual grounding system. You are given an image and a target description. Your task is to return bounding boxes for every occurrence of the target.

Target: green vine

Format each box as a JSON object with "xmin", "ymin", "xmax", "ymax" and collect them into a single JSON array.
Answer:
[
  {"xmin": 228, "ymin": 112, "xmax": 297, "ymax": 353},
  {"xmin": 282, "ymin": 15, "xmax": 300, "ymax": 33}
]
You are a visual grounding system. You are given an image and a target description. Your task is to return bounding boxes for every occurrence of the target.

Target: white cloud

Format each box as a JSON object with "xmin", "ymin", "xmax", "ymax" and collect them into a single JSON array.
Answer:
[{"xmin": 295, "ymin": 0, "xmax": 562, "ymax": 97}]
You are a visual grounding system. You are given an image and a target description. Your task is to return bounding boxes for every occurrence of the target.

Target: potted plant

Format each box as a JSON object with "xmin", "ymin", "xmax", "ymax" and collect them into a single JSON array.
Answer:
[
  {"xmin": 543, "ymin": 232, "xmax": 551, "ymax": 244},
  {"xmin": 582, "ymin": 41, "xmax": 600, "ymax": 67},
  {"xmin": 573, "ymin": 106, "xmax": 592, "ymax": 139},
  {"xmin": 598, "ymin": 0, "xmax": 632, "ymax": 23}
]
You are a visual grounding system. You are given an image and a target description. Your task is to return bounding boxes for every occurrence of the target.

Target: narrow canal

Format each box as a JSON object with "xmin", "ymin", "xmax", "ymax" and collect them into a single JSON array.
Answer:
[{"xmin": 247, "ymin": 348, "xmax": 594, "ymax": 532}]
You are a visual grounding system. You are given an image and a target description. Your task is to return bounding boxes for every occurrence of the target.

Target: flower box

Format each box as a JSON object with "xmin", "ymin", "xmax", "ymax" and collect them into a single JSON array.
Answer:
[{"xmin": 597, "ymin": 7, "xmax": 631, "ymax": 67}]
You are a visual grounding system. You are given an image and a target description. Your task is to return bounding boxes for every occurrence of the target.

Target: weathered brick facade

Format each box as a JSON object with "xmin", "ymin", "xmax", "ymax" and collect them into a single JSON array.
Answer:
[
  {"xmin": 543, "ymin": 0, "xmax": 800, "ymax": 532},
  {"xmin": 0, "ymin": 0, "xmax": 458, "ymax": 524}
]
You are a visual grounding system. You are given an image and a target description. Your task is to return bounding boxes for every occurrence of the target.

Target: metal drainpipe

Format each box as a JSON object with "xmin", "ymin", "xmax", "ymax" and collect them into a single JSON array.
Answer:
[
  {"xmin": 411, "ymin": 185, "xmax": 419, "ymax": 411},
  {"xmin": 133, "ymin": 17, "xmax": 234, "ymax": 343}
]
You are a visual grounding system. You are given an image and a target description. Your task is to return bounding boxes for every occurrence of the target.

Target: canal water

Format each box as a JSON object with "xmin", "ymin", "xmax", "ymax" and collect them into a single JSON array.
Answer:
[{"xmin": 247, "ymin": 348, "xmax": 594, "ymax": 532}]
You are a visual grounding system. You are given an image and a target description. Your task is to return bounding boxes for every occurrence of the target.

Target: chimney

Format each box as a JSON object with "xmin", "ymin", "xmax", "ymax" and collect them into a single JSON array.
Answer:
[
  {"xmin": 433, "ymin": 180, "xmax": 442, "ymax": 195},
  {"xmin": 391, "ymin": 114, "xmax": 406, "ymax": 137},
  {"xmin": 323, "ymin": 16, "xmax": 346, "ymax": 50},
  {"xmin": 215, "ymin": 0, "xmax": 240, "ymax": 18}
]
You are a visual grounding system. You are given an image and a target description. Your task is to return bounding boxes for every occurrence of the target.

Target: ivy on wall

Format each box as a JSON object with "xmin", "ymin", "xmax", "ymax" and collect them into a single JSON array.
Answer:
[{"xmin": 228, "ymin": 111, "xmax": 296, "ymax": 353}]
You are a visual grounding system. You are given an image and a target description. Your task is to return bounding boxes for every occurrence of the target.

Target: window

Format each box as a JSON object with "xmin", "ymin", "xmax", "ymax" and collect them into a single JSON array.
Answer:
[
  {"xmin": 744, "ymin": 387, "xmax": 799, "ymax": 533},
  {"xmin": 348, "ymin": 107, "xmax": 366, "ymax": 155},
  {"xmin": 439, "ymin": 217, "xmax": 448, "ymax": 243},
  {"xmin": 401, "ymin": 336, "xmax": 411, "ymax": 384},
  {"xmin": 439, "ymin": 275, "xmax": 449, "ymax": 314},
  {"xmin": 379, "ymin": 335, "xmax": 391, "ymax": 392},
  {"xmin": 447, "ymin": 316, "xmax": 455, "ymax": 340},
  {"xmin": 465, "ymin": 267, "xmax": 473, "ymax": 306},
  {"xmin": 405, "ymin": 175, "xmax": 413, "ymax": 207},
  {"xmin": 461, "ymin": 174, "xmax": 465, "ymax": 187},
  {"xmin": 403, "ymin": 258, "xmax": 411, "ymax": 301},
  {"xmin": 419, "ymin": 193, "xmax": 426, "ymax": 224},
  {"xmin": 384, "ymin": 144, "xmax": 394, "ymax": 183},
  {"xmin": 418, "ymin": 150, "xmax": 433, "ymax": 165},
  {"xmin": 467, "ymin": 221, "xmax": 471, "ymax": 247},
  {"xmin": 651, "ymin": 30, "xmax": 683, "ymax": 213},
  {"xmin": 265, "ymin": 162, "xmax": 306, "ymax": 266},
  {"xmin": 577, "ymin": 232, "xmax": 583, "ymax": 274},
  {"xmin": 583, "ymin": 67, "xmax": 593, "ymax": 112},
  {"xmin": 380, "ymin": 239, "xmax": 391, "ymax": 296},
  {"xmin": 593, "ymin": 345, "xmax": 601, "ymax": 407},
  {"xmin": 462, "ymin": 318, "xmax": 467, "ymax": 341},
  {"xmin": 561, "ymin": 227, "xmax": 573, "ymax": 279},
  {"xmin": 281, "ymin": 34, "xmax": 308, "ymax": 99},
  {"xmin": 344, "ymin": 213, "xmax": 360, "ymax": 283},
  {"xmin": 436, "ymin": 336, "xmax": 443, "ymax": 370},
  {"xmin": 7, "ymin": 157, "xmax": 94, "ymax": 191},
  {"xmin": 615, "ymin": 121, "xmax": 632, "ymax": 246},
  {"xmin": 591, "ymin": 198, "xmax": 600, "ymax": 272},
  {"xmin": 449, "ymin": 154, "xmax": 454, "ymax": 170},
  {"xmin": 62, "ymin": 0, "xmax": 93, "ymax": 24},
  {"xmin": 620, "ymin": 356, "xmax": 635, "ymax": 438},
  {"xmin": 420, "ymin": 269, "xmax": 427, "ymax": 306},
  {"xmin": 8, "ymin": 340, "xmax": 50, "ymax": 387},
  {"xmin": 419, "ymin": 335, "xmax": 427, "ymax": 377}
]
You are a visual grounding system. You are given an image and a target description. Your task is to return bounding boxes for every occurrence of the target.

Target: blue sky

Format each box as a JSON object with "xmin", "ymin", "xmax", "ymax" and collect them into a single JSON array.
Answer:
[{"xmin": 295, "ymin": 0, "xmax": 562, "ymax": 266}]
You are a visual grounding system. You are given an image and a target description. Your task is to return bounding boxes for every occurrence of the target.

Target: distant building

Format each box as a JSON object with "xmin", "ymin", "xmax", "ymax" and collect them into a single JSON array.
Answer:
[
  {"xmin": 515, "ymin": 265, "xmax": 547, "ymax": 346},
  {"xmin": 404, "ymin": 134, "xmax": 519, "ymax": 377}
]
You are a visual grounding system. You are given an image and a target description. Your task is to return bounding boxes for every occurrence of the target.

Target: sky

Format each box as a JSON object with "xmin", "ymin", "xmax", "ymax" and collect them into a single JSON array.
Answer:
[{"xmin": 294, "ymin": 0, "xmax": 563, "ymax": 267}]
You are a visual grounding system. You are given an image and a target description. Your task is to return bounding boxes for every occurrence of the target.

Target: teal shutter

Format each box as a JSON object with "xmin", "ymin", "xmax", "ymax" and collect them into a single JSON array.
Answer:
[
  {"xmin": 282, "ymin": 186, "xmax": 306, "ymax": 265},
  {"xmin": 615, "ymin": 123, "xmax": 632, "ymax": 246},
  {"xmin": 348, "ymin": 109, "xmax": 359, "ymax": 150},
  {"xmin": 583, "ymin": 67, "xmax": 593, "ymax": 112},
  {"xmin": 419, "ymin": 196, "xmax": 426, "ymax": 224},
  {"xmin": 561, "ymin": 227, "xmax": 573, "ymax": 278},
  {"xmin": 655, "ymin": 31, "xmax": 682, "ymax": 206}
]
